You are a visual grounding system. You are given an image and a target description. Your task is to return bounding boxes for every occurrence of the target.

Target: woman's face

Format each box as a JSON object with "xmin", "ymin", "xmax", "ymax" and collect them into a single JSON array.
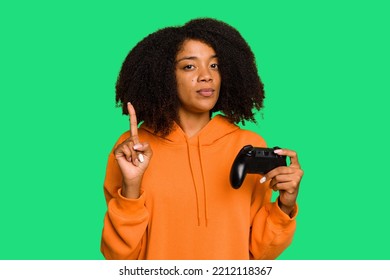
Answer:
[{"xmin": 175, "ymin": 39, "xmax": 221, "ymax": 117}]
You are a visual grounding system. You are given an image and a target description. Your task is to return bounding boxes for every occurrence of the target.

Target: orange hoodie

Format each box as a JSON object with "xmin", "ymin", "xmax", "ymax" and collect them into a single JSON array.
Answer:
[{"xmin": 101, "ymin": 115, "xmax": 297, "ymax": 260}]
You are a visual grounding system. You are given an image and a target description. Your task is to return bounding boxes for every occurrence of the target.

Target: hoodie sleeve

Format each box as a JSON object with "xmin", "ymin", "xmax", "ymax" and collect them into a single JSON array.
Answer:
[
  {"xmin": 249, "ymin": 179, "xmax": 297, "ymax": 259},
  {"xmin": 100, "ymin": 134, "xmax": 149, "ymax": 260}
]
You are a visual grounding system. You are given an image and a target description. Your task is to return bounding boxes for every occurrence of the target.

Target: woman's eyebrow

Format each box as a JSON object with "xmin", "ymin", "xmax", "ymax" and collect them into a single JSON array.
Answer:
[
  {"xmin": 176, "ymin": 54, "xmax": 218, "ymax": 63},
  {"xmin": 176, "ymin": 56, "xmax": 197, "ymax": 62}
]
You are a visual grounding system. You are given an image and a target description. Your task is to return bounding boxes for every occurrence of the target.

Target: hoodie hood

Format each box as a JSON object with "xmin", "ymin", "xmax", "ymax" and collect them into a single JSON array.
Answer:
[{"xmin": 142, "ymin": 115, "xmax": 240, "ymax": 145}]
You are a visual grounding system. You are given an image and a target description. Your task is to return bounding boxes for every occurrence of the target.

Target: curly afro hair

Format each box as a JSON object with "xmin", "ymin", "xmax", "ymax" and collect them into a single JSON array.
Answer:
[{"xmin": 115, "ymin": 18, "xmax": 265, "ymax": 136}]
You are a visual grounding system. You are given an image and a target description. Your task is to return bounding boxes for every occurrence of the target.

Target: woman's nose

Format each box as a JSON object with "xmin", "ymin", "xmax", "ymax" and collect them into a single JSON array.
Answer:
[{"xmin": 197, "ymin": 67, "xmax": 213, "ymax": 82}]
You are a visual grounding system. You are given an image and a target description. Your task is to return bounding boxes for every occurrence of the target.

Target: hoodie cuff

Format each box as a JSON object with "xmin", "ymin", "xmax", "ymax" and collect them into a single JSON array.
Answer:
[
  {"xmin": 268, "ymin": 200, "xmax": 298, "ymax": 228},
  {"xmin": 108, "ymin": 189, "xmax": 147, "ymax": 219}
]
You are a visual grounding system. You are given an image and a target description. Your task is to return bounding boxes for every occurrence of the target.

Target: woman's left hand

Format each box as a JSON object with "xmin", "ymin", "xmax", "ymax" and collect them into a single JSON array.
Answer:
[{"xmin": 260, "ymin": 148, "xmax": 304, "ymax": 217}]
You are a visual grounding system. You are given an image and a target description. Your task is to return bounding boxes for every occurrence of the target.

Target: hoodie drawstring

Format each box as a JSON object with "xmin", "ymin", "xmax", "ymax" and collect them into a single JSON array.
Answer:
[
  {"xmin": 185, "ymin": 137, "xmax": 208, "ymax": 227},
  {"xmin": 186, "ymin": 138, "xmax": 201, "ymax": 226},
  {"xmin": 198, "ymin": 139, "xmax": 208, "ymax": 227}
]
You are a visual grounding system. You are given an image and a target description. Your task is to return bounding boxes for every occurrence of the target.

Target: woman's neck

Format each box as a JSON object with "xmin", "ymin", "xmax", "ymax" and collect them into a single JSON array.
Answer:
[{"xmin": 177, "ymin": 110, "xmax": 211, "ymax": 138}]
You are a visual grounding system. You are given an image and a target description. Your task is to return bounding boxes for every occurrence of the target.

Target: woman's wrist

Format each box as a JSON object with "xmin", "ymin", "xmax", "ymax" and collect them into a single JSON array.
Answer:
[
  {"xmin": 278, "ymin": 198, "xmax": 295, "ymax": 217},
  {"xmin": 121, "ymin": 178, "xmax": 142, "ymax": 199}
]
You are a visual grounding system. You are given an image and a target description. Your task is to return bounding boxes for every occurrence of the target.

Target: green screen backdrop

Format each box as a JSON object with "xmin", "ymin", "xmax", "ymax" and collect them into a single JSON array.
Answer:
[{"xmin": 1, "ymin": 0, "xmax": 389, "ymax": 260}]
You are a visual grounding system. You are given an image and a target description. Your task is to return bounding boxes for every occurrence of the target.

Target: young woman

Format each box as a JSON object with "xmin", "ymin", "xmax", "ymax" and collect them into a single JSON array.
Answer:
[{"xmin": 101, "ymin": 18, "xmax": 304, "ymax": 260}]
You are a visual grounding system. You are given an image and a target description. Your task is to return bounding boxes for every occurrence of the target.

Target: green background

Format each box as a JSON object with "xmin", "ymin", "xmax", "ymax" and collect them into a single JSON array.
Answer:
[{"xmin": 1, "ymin": 0, "xmax": 389, "ymax": 260}]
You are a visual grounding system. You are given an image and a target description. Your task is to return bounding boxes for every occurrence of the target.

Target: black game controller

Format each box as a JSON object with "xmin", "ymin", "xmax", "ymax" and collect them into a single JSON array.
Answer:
[{"xmin": 230, "ymin": 145, "xmax": 287, "ymax": 189}]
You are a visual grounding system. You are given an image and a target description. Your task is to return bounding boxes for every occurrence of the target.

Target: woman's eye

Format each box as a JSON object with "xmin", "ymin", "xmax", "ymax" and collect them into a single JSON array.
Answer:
[
  {"xmin": 184, "ymin": 65, "xmax": 195, "ymax": 70},
  {"xmin": 211, "ymin": 63, "xmax": 219, "ymax": 69}
]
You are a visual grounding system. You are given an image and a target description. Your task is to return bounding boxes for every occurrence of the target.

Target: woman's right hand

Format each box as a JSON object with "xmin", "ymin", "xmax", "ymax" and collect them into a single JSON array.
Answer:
[{"xmin": 113, "ymin": 102, "xmax": 153, "ymax": 199}]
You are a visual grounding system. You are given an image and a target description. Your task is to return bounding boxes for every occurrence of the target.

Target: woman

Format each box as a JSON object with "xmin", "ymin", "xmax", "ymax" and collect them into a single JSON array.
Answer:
[{"xmin": 101, "ymin": 18, "xmax": 304, "ymax": 260}]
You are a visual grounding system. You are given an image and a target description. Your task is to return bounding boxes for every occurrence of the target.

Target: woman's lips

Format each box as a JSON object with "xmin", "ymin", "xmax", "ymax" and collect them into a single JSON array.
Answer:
[{"xmin": 197, "ymin": 88, "xmax": 214, "ymax": 97}]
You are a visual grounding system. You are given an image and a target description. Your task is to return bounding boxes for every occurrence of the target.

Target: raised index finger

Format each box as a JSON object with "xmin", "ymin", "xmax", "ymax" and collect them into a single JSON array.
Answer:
[{"xmin": 127, "ymin": 102, "xmax": 139, "ymax": 144}]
